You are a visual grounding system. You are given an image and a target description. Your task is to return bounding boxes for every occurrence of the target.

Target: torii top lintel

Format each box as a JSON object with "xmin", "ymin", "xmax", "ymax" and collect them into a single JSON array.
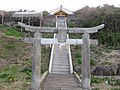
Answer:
[{"xmin": 18, "ymin": 22, "xmax": 104, "ymax": 33}]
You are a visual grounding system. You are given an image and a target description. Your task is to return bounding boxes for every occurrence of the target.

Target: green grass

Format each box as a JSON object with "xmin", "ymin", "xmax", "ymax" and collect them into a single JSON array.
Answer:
[
  {"xmin": 73, "ymin": 49, "xmax": 96, "ymax": 66},
  {"xmin": 0, "ymin": 65, "xmax": 28, "ymax": 82},
  {"xmin": 0, "ymin": 24, "xmax": 22, "ymax": 38},
  {"xmin": 0, "ymin": 34, "xmax": 50, "ymax": 89},
  {"xmin": 91, "ymin": 76, "xmax": 102, "ymax": 84},
  {"xmin": 0, "ymin": 65, "xmax": 31, "ymax": 90},
  {"xmin": 5, "ymin": 29, "xmax": 22, "ymax": 38}
]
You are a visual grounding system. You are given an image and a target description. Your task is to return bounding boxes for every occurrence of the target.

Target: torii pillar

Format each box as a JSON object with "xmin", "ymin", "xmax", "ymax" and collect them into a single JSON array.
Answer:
[
  {"xmin": 82, "ymin": 33, "xmax": 90, "ymax": 90},
  {"xmin": 32, "ymin": 31, "xmax": 41, "ymax": 90}
]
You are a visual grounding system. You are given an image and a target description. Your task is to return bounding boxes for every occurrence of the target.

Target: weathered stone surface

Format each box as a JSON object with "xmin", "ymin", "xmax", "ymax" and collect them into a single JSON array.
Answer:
[
  {"xmin": 74, "ymin": 66, "xmax": 82, "ymax": 74},
  {"xmin": 82, "ymin": 33, "xmax": 90, "ymax": 90},
  {"xmin": 31, "ymin": 32, "xmax": 41, "ymax": 90},
  {"xmin": 110, "ymin": 63, "xmax": 118, "ymax": 75},
  {"xmin": 93, "ymin": 66, "xmax": 114, "ymax": 76},
  {"xmin": 117, "ymin": 64, "xmax": 120, "ymax": 75},
  {"xmin": 41, "ymin": 74, "xmax": 81, "ymax": 90}
]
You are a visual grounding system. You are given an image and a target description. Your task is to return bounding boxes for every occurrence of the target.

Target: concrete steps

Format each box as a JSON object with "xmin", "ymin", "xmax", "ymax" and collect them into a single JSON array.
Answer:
[
  {"xmin": 41, "ymin": 74, "xmax": 81, "ymax": 90},
  {"xmin": 41, "ymin": 16, "xmax": 81, "ymax": 90},
  {"xmin": 51, "ymin": 45, "xmax": 70, "ymax": 74},
  {"xmin": 51, "ymin": 16, "xmax": 70, "ymax": 74}
]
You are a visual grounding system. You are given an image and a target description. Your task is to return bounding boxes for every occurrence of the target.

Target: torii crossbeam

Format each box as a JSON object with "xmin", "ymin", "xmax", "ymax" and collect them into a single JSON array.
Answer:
[{"xmin": 18, "ymin": 22, "xmax": 104, "ymax": 43}]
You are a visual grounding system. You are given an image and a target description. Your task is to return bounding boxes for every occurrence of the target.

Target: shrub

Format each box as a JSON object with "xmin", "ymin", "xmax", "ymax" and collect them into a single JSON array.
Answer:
[
  {"xmin": 115, "ymin": 80, "xmax": 120, "ymax": 86},
  {"xmin": 0, "ymin": 72, "xmax": 16, "ymax": 82},
  {"xmin": 90, "ymin": 58, "xmax": 96, "ymax": 66},
  {"xmin": 75, "ymin": 51, "xmax": 82, "ymax": 64},
  {"xmin": 91, "ymin": 76, "xmax": 102, "ymax": 84},
  {"xmin": 91, "ymin": 88, "xmax": 100, "ymax": 90},
  {"xmin": 21, "ymin": 67, "xmax": 32, "ymax": 78},
  {"xmin": 111, "ymin": 88, "xmax": 120, "ymax": 90},
  {"xmin": 75, "ymin": 51, "xmax": 82, "ymax": 58},
  {"xmin": 98, "ymin": 30, "xmax": 120, "ymax": 49},
  {"xmin": 4, "ymin": 42, "xmax": 15, "ymax": 49},
  {"xmin": 76, "ymin": 57, "xmax": 82, "ymax": 64}
]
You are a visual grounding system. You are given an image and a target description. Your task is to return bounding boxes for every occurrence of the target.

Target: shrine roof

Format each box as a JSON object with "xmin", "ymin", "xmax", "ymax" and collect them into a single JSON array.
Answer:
[{"xmin": 50, "ymin": 5, "xmax": 73, "ymax": 15}]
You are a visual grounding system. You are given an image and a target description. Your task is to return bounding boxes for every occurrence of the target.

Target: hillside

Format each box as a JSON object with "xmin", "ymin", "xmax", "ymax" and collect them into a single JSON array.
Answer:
[
  {"xmin": 0, "ymin": 25, "xmax": 50, "ymax": 90},
  {"xmin": 0, "ymin": 33, "xmax": 32, "ymax": 90}
]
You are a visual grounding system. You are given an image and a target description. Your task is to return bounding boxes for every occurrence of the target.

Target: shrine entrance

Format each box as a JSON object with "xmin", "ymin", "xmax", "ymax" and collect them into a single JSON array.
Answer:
[{"xmin": 18, "ymin": 6, "xmax": 104, "ymax": 90}]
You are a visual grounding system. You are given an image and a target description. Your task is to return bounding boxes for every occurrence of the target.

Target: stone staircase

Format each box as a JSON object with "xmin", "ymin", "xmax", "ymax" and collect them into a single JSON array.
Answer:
[
  {"xmin": 57, "ymin": 20, "xmax": 66, "ymax": 27},
  {"xmin": 51, "ymin": 45, "xmax": 70, "ymax": 74},
  {"xmin": 41, "ymin": 44, "xmax": 81, "ymax": 90},
  {"xmin": 41, "ymin": 74, "xmax": 81, "ymax": 90},
  {"xmin": 51, "ymin": 16, "xmax": 70, "ymax": 74},
  {"xmin": 41, "ymin": 16, "xmax": 81, "ymax": 89}
]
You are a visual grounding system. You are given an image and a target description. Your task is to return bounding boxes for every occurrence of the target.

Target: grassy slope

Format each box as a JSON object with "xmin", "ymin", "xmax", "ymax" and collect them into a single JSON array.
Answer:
[
  {"xmin": 0, "ymin": 24, "xmax": 22, "ymax": 38},
  {"xmin": 0, "ymin": 34, "xmax": 32, "ymax": 90},
  {"xmin": 0, "ymin": 25, "xmax": 50, "ymax": 90}
]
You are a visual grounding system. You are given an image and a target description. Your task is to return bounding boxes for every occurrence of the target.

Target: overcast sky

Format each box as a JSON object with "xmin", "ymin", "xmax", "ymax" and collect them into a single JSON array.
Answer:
[{"xmin": 0, "ymin": 0, "xmax": 120, "ymax": 12}]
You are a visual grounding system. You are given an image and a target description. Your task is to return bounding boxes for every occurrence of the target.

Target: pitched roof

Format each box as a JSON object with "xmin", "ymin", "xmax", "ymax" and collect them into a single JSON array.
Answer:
[
  {"xmin": 50, "ymin": 5, "xmax": 73, "ymax": 15},
  {"xmin": 12, "ymin": 12, "xmax": 42, "ymax": 17}
]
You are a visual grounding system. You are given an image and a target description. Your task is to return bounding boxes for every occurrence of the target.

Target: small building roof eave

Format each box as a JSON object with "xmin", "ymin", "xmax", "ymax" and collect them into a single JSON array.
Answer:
[{"xmin": 12, "ymin": 12, "xmax": 42, "ymax": 18}]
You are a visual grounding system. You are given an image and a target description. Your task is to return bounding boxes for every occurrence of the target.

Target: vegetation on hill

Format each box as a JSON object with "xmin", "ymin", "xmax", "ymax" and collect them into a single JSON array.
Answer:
[
  {"xmin": 0, "ymin": 25, "xmax": 50, "ymax": 90},
  {"xmin": 0, "ymin": 24, "xmax": 22, "ymax": 38},
  {"xmin": 68, "ymin": 4, "xmax": 120, "ymax": 49},
  {"xmin": 69, "ymin": 4, "xmax": 120, "ymax": 89}
]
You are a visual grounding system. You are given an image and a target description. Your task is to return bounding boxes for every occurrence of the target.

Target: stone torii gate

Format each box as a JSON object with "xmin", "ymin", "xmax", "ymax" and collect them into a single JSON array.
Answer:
[{"xmin": 18, "ymin": 22, "xmax": 104, "ymax": 90}]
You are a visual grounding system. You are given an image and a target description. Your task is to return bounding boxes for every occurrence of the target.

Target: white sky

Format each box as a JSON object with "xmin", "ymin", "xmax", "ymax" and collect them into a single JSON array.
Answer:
[{"xmin": 0, "ymin": 0, "xmax": 120, "ymax": 12}]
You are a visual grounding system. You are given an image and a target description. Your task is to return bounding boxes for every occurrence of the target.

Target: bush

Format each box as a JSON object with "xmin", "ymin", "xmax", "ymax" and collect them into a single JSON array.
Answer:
[
  {"xmin": 90, "ymin": 58, "xmax": 96, "ymax": 66},
  {"xmin": 0, "ymin": 72, "xmax": 16, "ymax": 82},
  {"xmin": 21, "ymin": 67, "xmax": 32, "ymax": 76},
  {"xmin": 75, "ymin": 51, "xmax": 96, "ymax": 66},
  {"xmin": 115, "ymin": 80, "xmax": 120, "ymax": 86},
  {"xmin": 111, "ymin": 88, "xmax": 120, "ymax": 90},
  {"xmin": 75, "ymin": 51, "xmax": 81, "ymax": 58},
  {"xmin": 76, "ymin": 57, "xmax": 82, "ymax": 64},
  {"xmin": 91, "ymin": 76, "xmax": 102, "ymax": 84},
  {"xmin": 4, "ymin": 42, "xmax": 15, "ymax": 49},
  {"xmin": 75, "ymin": 51, "xmax": 82, "ymax": 64},
  {"xmin": 0, "ymin": 72, "xmax": 9, "ymax": 78},
  {"xmin": 98, "ymin": 30, "xmax": 120, "ymax": 49},
  {"xmin": 91, "ymin": 88, "xmax": 100, "ymax": 90}
]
